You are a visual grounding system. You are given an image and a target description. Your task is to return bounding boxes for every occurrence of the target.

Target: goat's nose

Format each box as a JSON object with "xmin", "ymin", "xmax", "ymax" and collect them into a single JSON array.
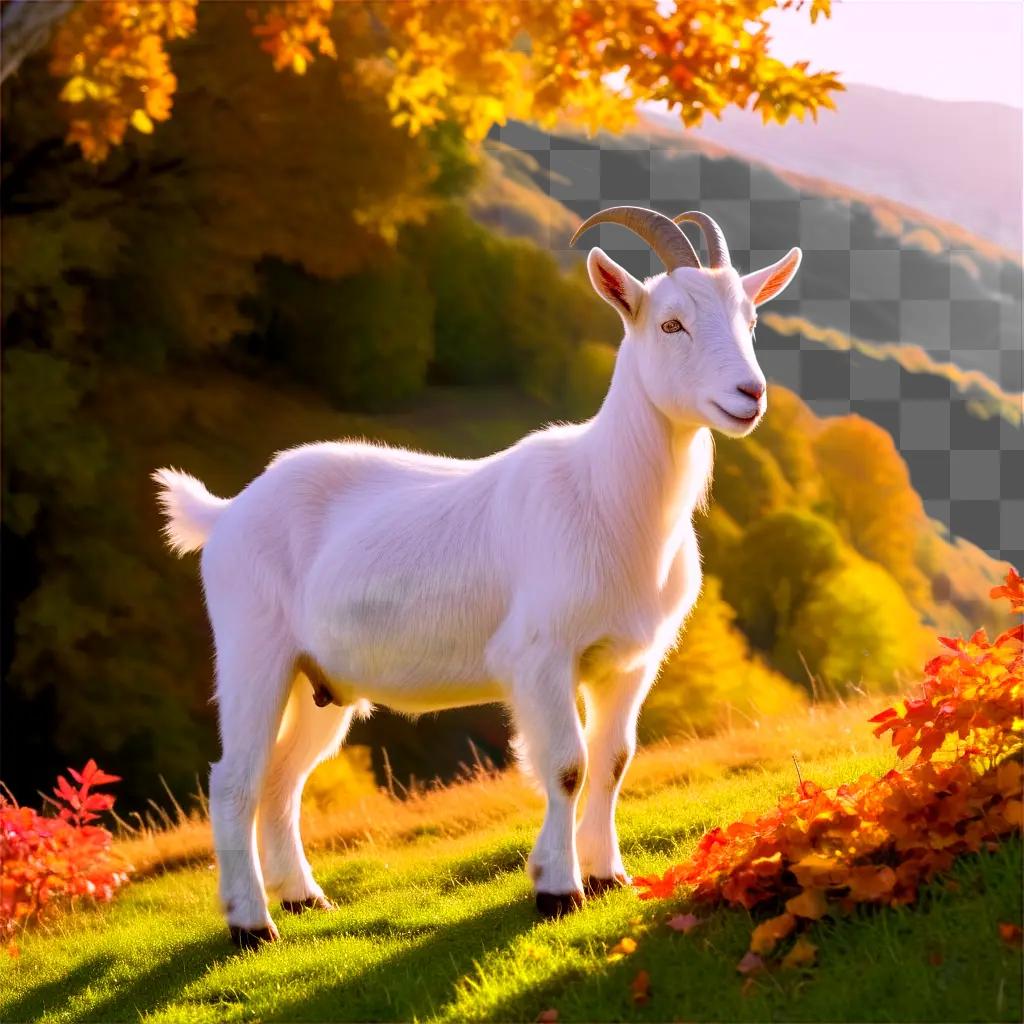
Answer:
[{"xmin": 737, "ymin": 380, "xmax": 765, "ymax": 402}]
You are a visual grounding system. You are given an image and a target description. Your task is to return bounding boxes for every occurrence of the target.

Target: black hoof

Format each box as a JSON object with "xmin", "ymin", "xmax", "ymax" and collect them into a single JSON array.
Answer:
[
  {"xmin": 281, "ymin": 895, "xmax": 334, "ymax": 914},
  {"xmin": 229, "ymin": 924, "xmax": 278, "ymax": 950},
  {"xmin": 585, "ymin": 874, "xmax": 630, "ymax": 896},
  {"xmin": 536, "ymin": 890, "xmax": 585, "ymax": 918}
]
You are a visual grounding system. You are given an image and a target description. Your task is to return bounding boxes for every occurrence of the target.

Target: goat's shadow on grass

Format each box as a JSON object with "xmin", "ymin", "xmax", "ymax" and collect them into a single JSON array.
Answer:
[
  {"xmin": 6, "ymin": 934, "xmax": 236, "ymax": 1024},
  {"xmin": 261, "ymin": 894, "xmax": 543, "ymax": 1022},
  {"xmin": 4, "ymin": 954, "xmax": 116, "ymax": 1024}
]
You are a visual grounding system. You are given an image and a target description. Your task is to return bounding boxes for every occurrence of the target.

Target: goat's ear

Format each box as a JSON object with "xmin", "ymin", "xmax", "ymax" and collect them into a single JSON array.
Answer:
[
  {"xmin": 587, "ymin": 247, "xmax": 644, "ymax": 323},
  {"xmin": 742, "ymin": 247, "xmax": 802, "ymax": 306}
]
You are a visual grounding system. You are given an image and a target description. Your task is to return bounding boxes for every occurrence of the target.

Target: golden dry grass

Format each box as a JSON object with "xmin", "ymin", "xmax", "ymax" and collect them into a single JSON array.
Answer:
[{"xmin": 115, "ymin": 698, "xmax": 880, "ymax": 879}]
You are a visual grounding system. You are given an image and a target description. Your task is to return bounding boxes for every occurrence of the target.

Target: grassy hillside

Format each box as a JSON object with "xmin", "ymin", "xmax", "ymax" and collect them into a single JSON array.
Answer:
[{"xmin": 3, "ymin": 700, "xmax": 1020, "ymax": 1024}]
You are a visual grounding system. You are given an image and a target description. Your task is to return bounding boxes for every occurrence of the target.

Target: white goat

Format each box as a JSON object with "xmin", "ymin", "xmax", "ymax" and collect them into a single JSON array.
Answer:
[{"xmin": 154, "ymin": 207, "xmax": 801, "ymax": 947}]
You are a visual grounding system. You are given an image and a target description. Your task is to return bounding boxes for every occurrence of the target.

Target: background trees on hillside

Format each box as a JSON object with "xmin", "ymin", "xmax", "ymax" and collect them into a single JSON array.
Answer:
[{"xmin": 5, "ymin": 0, "xmax": 1008, "ymax": 810}]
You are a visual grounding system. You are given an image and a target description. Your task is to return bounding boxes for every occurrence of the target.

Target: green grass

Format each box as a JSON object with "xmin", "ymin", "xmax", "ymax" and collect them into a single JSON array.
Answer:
[{"xmin": 3, "ymin": 733, "xmax": 1021, "ymax": 1023}]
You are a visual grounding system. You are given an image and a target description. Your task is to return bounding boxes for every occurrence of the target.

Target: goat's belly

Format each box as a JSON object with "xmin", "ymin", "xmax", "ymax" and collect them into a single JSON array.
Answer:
[
  {"xmin": 357, "ymin": 677, "xmax": 506, "ymax": 714},
  {"xmin": 298, "ymin": 577, "xmax": 507, "ymax": 711}
]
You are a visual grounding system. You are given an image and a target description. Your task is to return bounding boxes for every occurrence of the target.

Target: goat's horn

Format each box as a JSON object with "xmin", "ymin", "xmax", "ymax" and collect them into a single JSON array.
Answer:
[
  {"xmin": 672, "ymin": 211, "xmax": 731, "ymax": 269},
  {"xmin": 570, "ymin": 206, "xmax": 700, "ymax": 272}
]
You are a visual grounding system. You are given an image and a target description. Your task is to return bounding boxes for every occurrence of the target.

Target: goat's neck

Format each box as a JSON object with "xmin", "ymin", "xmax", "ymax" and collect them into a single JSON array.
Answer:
[{"xmin": 582, "ymin": 341, "xmax": 711, "ymax": 560}]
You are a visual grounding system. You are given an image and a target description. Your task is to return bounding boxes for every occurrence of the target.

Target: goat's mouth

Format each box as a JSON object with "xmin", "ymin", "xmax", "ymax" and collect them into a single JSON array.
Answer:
[{"xmin": 711, "ymin": 402, "xmax": 761, "ymax": 427}]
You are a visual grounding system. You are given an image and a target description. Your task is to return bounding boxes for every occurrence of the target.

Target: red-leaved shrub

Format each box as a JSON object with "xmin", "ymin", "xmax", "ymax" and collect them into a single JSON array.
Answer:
[
  {"xmin": 635, "ymin": 568, "xmax": 1023, "ymax": 972},
  {"xmin": 1, "ymin": 759, "xmax": 131, "ymax": 955}
]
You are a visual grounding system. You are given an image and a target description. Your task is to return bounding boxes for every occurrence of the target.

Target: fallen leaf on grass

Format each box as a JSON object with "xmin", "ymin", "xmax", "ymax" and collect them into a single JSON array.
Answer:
[
  {"xmin": 608, "ymin": 936, "xmax": 637, "ymax": 960},
  {"xmin": 750, "ymin": 912, "xmax": 796, "ymax": 954},
  {"xmin": 536, "ymin": 1010, "xmax": 559, "ymax": 1023},
  {"xmin": 998, "ymin": 923, "xmax": 1023, "ymax": 947},
  {"xmin": 630, "ymin": 969, "xmax": 651, "ymax": 1005},
  {"xmin": 667, "ymin": 912, "xmax": 701, "ymax": 934},
  {"xmin": 737, "ymin": 951, "xmax": 764, "ymax": 974},
  {"xmin": 782, "ymin": 937, "xmax": 818, "ymax": 968}
]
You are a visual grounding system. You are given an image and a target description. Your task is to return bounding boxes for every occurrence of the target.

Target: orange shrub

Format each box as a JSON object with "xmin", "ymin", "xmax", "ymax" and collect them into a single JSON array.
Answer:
[
  {"xmin": 1, "ymin": 760, "xmax": 131, "ymax": 956},
  {"xmin": 635, "ymin": 569, "xmax": 1023, "ymax": 972}
]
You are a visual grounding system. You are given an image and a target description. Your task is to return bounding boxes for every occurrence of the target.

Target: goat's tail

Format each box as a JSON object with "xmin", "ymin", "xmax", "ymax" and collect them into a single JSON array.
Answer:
[{"xmin": 152, "ymin": 468, "xmax": 230, "ymax": 555}]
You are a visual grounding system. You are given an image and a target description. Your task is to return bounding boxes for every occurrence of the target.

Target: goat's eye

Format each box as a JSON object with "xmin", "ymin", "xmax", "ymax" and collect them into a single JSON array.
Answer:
[{"xmin": 661, "ymin": 319, "xmax": 686, "ymax": 334}]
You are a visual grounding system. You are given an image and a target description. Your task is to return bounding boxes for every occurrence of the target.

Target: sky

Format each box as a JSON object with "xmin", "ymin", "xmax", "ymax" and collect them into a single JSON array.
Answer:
[{"xmin": 765, "ymin": 0, "xmax": 1023, "ymax": 108}]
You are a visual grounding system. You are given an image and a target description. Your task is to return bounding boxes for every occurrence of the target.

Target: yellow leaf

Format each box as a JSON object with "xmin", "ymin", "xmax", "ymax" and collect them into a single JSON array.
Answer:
[
  {"xmin": 130, "ymin": 110, "xmax": 154, "ymax": 135},
  {"xmin": 59, "ymin": 76, "xmax": 90, "ymax": 104},
  {"xmin": 782, "ymin": 937, "xmax": 818, "ymax": 968}
]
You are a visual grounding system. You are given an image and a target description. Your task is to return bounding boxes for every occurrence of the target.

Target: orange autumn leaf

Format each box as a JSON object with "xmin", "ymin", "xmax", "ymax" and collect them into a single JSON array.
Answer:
[
  {"xmin": 990, "ymin": 567, "xmax": 1024, "ymax": 613},
  {"xmin": 750, "ymin": 912, "xmax": 796, "ymax": 954},
  {"xmin": 630, "ymin": 970, "xmax": 651, "ymax": 1006},
  {"xmin": 846, "ymin": 866, "xmax": 897, "ymax": 902},
  {"xmin": 786, "ymin": 888, "xmax": 829, "ymax": 921},
  {"xmin": 998, "ymin": 923, "xmax": 1023, "ymax": 948},
  {"xmin": 634, "ymin": 569, "xmax": 1023, "ymax": 971}
]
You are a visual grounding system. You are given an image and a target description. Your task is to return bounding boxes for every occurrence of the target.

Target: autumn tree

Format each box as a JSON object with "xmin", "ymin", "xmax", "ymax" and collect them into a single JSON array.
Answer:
[
  {"xmin": 0, "ymin": 0, "xmax": 846, "ymax": 806},
  {"xmin": 1, "ymin": 0, "xmax": 842, "ymax": 164},
  {"xmin": 814, "ymin": 417, "xmax": 931, "ymax": 604}
]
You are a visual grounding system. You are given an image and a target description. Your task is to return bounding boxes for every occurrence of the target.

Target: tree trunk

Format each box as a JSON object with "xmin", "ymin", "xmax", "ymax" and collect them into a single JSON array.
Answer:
[{"xmin": 1, "ymin": 0, "xmax": 75, "ymax": 84}]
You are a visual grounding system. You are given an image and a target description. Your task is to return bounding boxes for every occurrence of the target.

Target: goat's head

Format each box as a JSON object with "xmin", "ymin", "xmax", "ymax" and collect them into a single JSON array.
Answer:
[{"xmin": 572, "ymin": 206, "xmax": 801, "ymax": 438}]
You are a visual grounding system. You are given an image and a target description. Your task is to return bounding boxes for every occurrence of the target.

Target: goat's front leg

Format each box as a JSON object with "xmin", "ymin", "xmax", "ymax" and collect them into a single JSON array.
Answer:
[
  {"xmin": 510, "ymin": 650, "xmax": 587, "ymax": 918},
  {"xmin": 576, "ymin": 667, "xmax": 652, "ymax": 894}
]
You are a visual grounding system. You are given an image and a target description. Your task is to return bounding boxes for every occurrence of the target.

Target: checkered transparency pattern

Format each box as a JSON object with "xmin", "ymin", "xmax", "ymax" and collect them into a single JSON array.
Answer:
[{"xmin": 497, "ymin": 122, "xmax": 1024, "ymax": 565}]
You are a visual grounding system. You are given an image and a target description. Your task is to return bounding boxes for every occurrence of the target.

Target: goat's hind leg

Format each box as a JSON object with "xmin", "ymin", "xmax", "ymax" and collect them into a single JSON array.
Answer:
[
  {"xmin": 259, "ymin": 671, "xmax": 356, "ymax": 914},
  {"xmin": 208, "ymin": 629, "xmax": 294, "ymax": 949}
]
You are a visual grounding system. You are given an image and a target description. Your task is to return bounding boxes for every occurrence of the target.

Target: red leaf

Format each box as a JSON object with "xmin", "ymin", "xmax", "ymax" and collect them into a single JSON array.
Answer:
[{"xmin": 998, "ymin": 923, "xmax": 1023, "ymax": 948}]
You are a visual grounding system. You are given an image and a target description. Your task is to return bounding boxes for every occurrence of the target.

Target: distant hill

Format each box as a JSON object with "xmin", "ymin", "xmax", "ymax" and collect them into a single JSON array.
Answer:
[{"xmin": 644, "ymin": 83, "xmax": 1024, "ymax": 253}]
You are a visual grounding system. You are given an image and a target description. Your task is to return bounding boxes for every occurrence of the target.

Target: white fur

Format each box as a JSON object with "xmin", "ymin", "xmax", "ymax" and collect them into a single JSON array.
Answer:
[{"xmin": 154, "ymin": 244, "xmax": 800, "ymax": 933}]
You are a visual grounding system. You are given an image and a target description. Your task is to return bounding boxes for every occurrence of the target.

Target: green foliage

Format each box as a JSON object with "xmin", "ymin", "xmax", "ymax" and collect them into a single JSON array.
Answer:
[
  {"xmin": 246, "ymin": 257, "xmax": 434, "ymax": 411},
  {"xmin": 410, "ymin": 206, "xmax": 616, "ymax": 401},
  {"xmin": 787, "ymin": 560, "xmax": 930, "ymax": 693},
  {"xmin": 563, "ymin": 341, "xmax": 617, "ymax": 419},
  {"xmin": 721, "ymin": 510, "xmax": 845, "ymax": 656}
]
